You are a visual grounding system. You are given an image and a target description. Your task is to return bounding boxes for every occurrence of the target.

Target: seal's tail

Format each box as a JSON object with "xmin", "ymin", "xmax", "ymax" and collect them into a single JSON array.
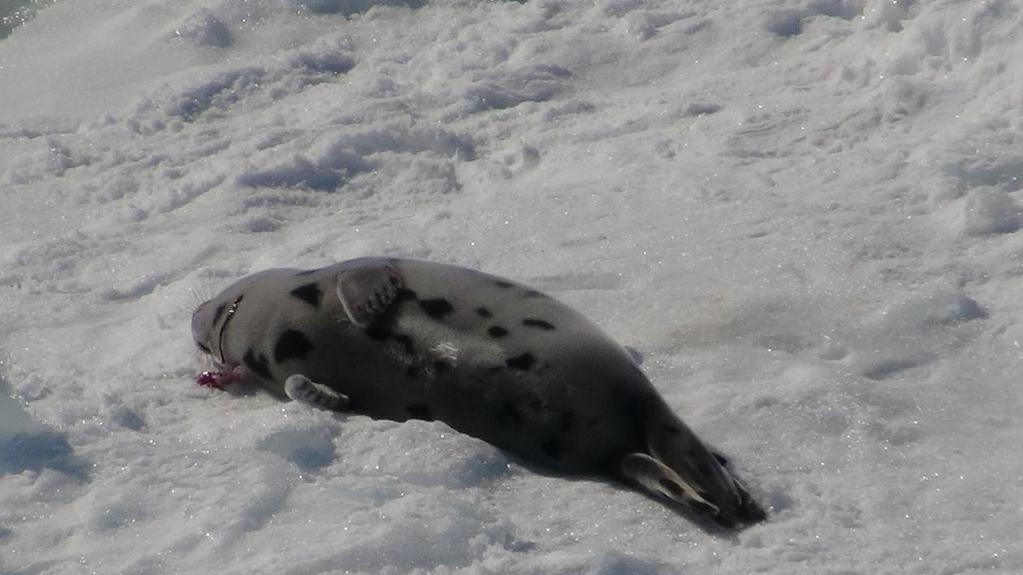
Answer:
[{"xmin": 620, "ymin": 409, "xmax": 766, "ymax": 528}]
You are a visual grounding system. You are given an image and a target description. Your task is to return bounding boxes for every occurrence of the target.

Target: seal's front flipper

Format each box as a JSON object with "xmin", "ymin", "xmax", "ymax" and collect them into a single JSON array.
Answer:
[
  {"xmin": 335, "ymin": 259, "xmax": 405, "ymax": 327},
  {"xmin": 285, "ymin": 374, "xmax": 350, "ymax": 412},
  {"xmin": 620, "ymin": 452, "xmax": 721, "ymax": 519}
]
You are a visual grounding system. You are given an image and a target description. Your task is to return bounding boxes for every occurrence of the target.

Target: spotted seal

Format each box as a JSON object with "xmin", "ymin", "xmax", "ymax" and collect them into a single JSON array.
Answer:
[{"xmin": 191, "ymin": 257, "xmax": 765, "ymax": 527}]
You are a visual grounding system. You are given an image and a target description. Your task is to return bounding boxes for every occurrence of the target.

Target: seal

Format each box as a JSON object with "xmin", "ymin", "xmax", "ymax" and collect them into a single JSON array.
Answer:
[{"xmin": 191, "ymin": 257, "xmax": 765, "ymax": 528}]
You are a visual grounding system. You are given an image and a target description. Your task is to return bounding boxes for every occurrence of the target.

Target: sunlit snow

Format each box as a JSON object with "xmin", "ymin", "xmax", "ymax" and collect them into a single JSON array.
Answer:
[{"xmin": 2, "ymin": 0, "xmax": 1022, "ymax": 573}]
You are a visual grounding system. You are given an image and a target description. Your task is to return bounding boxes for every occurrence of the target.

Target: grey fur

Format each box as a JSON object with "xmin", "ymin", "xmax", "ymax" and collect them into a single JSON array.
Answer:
[{"xmin": 191, "ymin": 257, "xmax": 765, "ymax": 528}]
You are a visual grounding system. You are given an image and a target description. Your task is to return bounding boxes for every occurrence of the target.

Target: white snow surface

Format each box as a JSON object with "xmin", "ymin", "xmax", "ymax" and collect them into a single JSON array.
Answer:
[{"xmin": 2, "ymin": 0, "xmax": 1022, "ymax": 573}]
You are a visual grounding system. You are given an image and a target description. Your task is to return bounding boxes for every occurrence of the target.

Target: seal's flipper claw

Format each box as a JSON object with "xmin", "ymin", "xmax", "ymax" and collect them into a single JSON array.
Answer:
[
  {"xmin": 284, "ymin": 374, "xmax": 350, "ymax": 412},
  {"xmin": 335, "ymin": 259, "xmax": 404, "ymax": 327}
]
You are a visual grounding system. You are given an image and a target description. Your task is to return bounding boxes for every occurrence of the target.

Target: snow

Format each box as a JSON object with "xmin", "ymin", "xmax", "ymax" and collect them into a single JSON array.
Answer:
[{"xmin": 1, "ymin": 0, "xmax": 1022, "ymax": 572}]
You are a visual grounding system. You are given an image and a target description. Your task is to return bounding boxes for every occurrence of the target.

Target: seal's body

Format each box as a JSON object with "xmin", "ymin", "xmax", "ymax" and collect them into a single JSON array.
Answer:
[{"xmin": 191, "ymin": 257, "xmax": 765, "ymax": 527}]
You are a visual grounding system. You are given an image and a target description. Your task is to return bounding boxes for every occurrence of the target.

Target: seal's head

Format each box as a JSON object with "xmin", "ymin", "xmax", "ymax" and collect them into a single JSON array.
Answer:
[
  {"xmin": 190, "ymin": 272, "xmax": 273, "ymax": 387},
  {"xmin": 189, "ymin": 269, "xmax": 299, "ymax": 389}
]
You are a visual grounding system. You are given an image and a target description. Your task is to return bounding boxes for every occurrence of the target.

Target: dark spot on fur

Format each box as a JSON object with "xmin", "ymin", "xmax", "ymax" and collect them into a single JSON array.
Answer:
[
  {"xmin": 488, "ymin": 326, "xmax": 509, "ymax": 338},
  {"xmin": 419, "ymin": 298, "xmax": 454, "ymax": 319},
  {"xmin": 364, "ymin": 323, "xmax": 391, "ymax": 341},
  {"xmin": 433, "ymin": 360, "xmax": 451, "ymax": 373},
  {"xmin": 524, "ymin": 289, "xmax": 546, "ymax": 298},
  {"xmin": 405, "ymin": 403, "xmax": 433, "ymax": 421},
  {"xmin": 212, "ymin": 303, "xmax": 228, "ymax": 325},
  {"xmin": 522, "ymin": 318, "xmax": 555, "ymax": 330},
  {"xmin": 487, "ymin": 365, "xmax": 504, "ymax": 373},
  {"xmin": 495, "ymin": 280, "xmax": 514, "ymax": 288},
  {"xmin": 197, "ymin": 342, "xmax": 212, "ymax": 354},
  {"xmin": 663, "ymin": 424, "xmax": 681, "ymax": 435},
  {"xmin": 243, "ymin": 349, "xmax": 272, "ymax": 380},
  {"xmin": 290, "ymin": 283, "xmax": 322, "ymax": 307},
  {"xmin": 405, "ymin": 366, "xmax": 421, "ymax": 378},
  {"xmin": 659, "ymin": 478, "xmax": 686, "ymax": 498},
  {"xmin": 497, "ymin": 402, "xmax": 523, "ymax": 426},
  {"xmin": 559, "ymin": 412, "xmax": 575, "ymax": 433},
  {"xmin": 273, "ymin": 330, "xmax": 314, "ymax": 363},
  {"xmin": 505, "ymin": 352, "xmax": 535, "ymax": 371},
  {"xmin": 476, "ymin": 307, "xmax": 493, "ymax": 318},
  {"xmin": 295, "ymin": 268, "xmax": 321, "ymax": 276},
  {"xmin": 396, "ymin": 288, "xmax": 418, "ymax": 301},
  {"xmin": 393, "ymin": 334, "xmax": 415, "ymax": 355},
  {"xmin": 713, "ymin": 452, "xmax": 729, "ymax": 467},
  {"xmin": 541, "ymin": 438, "xmax": 562, "ymax": 459}
]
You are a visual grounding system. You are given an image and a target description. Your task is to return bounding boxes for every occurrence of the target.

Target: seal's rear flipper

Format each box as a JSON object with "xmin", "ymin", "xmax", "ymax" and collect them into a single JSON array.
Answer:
[
  {"xmin": 641, "ymin": 412, "xmax": 767, "ymax": 528},
  {"xmin": 621, "ymin": 452, "xmax": 721, "ymax": 519},
  {"xmin": 335, "ymin": 259, "xmax": 404, "ymax": 327},
  {"xmin": 285, "ymin": 374, "xmax": 350, "ymax": 412}
]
